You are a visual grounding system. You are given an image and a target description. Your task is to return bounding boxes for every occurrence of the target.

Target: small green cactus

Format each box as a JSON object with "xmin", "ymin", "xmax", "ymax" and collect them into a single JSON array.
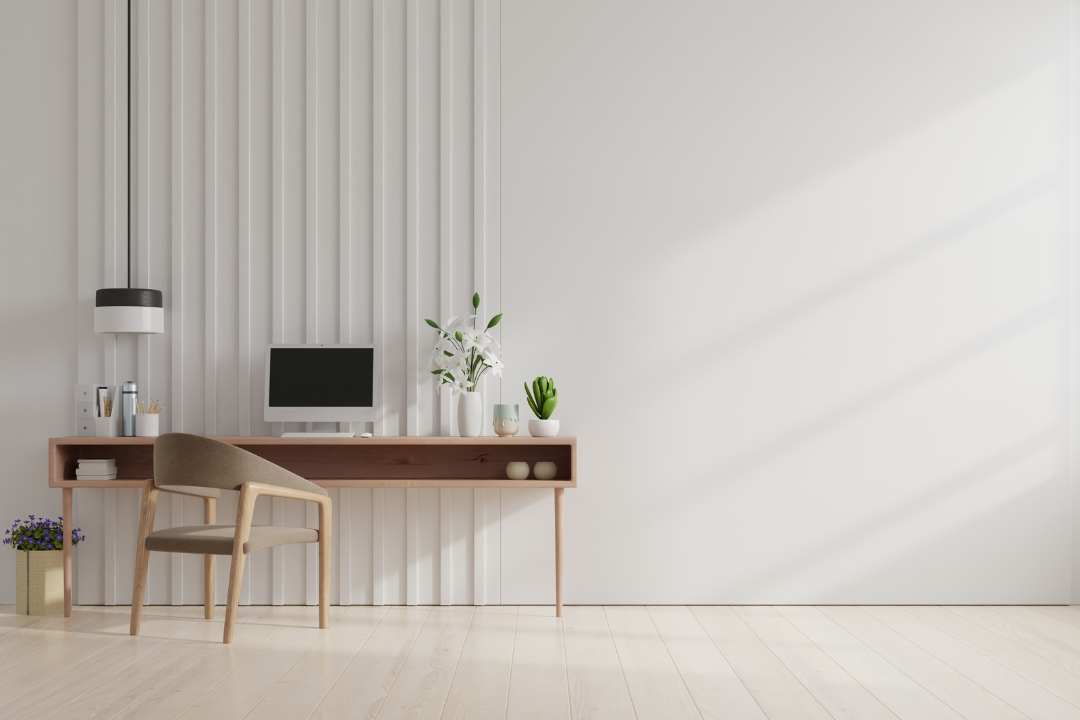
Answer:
[{"xmin": 524, "ymin": 376, "xmax": 558, "ymax": 420}]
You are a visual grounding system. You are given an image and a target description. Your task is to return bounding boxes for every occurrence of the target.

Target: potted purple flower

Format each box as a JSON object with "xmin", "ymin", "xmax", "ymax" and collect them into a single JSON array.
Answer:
[{"xmin": 4, "ymin": 516, "xmax": 84, "ymax": 615}]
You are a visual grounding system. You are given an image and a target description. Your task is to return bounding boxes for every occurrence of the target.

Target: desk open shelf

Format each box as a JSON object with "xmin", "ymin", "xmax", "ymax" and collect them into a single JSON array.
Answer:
[{"xmin": 49, "ymin": 436, "xmax": 577, "ymax": 488}]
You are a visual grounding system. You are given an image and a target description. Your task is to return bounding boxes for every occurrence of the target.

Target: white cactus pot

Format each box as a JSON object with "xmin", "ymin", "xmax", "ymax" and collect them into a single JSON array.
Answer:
[{"xmin": 528, "ymin": 418, "xmax": 560, "ymax": 437}]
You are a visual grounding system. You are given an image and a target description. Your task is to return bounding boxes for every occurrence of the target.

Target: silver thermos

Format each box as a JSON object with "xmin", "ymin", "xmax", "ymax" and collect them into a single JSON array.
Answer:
[{"xmin": 121, "ymin": 381, "xmax": 138, "ymax": 437}]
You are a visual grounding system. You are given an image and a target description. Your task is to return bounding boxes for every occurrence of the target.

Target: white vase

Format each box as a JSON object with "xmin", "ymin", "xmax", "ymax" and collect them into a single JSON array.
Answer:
[
  {"xmin": 528, "ymin": 418, "xmax": 560, "ymax": 437},
  {"xmin": 458, "ymin": 392, "xmax": 483, "ymax": 437}
]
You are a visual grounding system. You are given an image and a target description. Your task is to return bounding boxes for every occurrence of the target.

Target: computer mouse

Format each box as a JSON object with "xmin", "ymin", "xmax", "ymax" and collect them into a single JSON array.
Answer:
[{"xmin": 360, "ymin": 432, "xmax": 373, "ymax": 438}]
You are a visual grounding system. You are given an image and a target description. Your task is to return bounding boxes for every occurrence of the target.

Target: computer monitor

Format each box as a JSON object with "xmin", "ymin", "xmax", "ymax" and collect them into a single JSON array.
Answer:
[{"xmin": 264, "ymin": 344, "xmax": 376, "ymax": 423}]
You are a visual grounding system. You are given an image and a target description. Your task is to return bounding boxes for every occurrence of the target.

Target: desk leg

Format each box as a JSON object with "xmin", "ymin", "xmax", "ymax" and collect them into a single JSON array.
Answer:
[
  {"xmin": 63, "ymin": 487, "xmax": 73, "ymax": 617},
  {"xmin": 554, "ymin": 487, "xmax": 564, "ymax": 618}
]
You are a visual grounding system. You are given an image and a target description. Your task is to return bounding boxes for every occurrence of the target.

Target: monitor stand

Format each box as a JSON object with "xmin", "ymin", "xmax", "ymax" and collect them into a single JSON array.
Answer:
[{"xmin": 280, "ymin": 421, "xmax": 355, "ymax": 438}]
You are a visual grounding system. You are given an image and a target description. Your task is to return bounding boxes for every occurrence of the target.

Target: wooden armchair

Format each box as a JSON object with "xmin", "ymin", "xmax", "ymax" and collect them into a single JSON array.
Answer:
[{"xmin": 130, "ymin": 433, "xmax": 331, "ymax": 643}]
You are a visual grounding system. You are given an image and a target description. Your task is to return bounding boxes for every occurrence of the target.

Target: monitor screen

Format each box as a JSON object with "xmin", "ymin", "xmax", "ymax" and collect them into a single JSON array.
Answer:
[{"xmin": 268, "ymin": 346, "xmax": 374, "ymax": 408}]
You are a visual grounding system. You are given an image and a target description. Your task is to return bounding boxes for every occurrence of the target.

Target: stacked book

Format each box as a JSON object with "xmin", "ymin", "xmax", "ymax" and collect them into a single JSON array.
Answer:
[{"xmin": 76, "ymin": 459, "xmax": 117, "ymax": 481}]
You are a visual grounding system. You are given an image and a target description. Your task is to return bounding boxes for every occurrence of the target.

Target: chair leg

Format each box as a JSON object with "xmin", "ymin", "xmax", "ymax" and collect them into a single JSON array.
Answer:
[
  {"xmin": 203, "ymin": 497, "xmax": 217, "ymax": 620},
  {"xmin": 130, "ymin": 480, "xmax": 158, "ymax": 636},
  {"xmin": 318, "ymin": 502, "xmax": 331, "ymax": 630},
  {"xmin": 224, "ymin": 485, "xmax": 255, "ymax": 644},
  {"xmin": 223, "ymin": 548, "xmax": 245, "ymax": 644},
  {"xmin": 204, "ymin": 556, "xmax": 216, "ymax": 619}
]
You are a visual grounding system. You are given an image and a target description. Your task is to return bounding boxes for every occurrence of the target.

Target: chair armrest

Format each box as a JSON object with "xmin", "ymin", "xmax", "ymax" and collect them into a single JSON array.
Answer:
[
  {"xmin": 156, "ymin": 484, "xmax": 221, "ymax": 499},
  {"xmin": 243, "ymin": 482, "xmax": 330, "ymax": 507}
]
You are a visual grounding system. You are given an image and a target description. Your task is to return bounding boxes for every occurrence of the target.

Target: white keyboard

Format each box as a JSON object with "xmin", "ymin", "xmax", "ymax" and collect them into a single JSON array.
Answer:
[{"xmin": 281, "ymin": 432, "xmax": 356, "ymax": 438}]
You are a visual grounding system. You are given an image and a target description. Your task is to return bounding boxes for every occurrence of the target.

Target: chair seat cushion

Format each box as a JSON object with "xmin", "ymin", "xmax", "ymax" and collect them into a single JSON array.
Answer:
[{"xmin": 144, "ymin": 524, "xmax": 319, "ymax": 556}]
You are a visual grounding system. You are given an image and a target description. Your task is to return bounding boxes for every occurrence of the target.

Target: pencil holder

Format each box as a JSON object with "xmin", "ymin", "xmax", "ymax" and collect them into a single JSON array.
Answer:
[{"xmin": 135, "ymin": 414, "xmax": 159, "ymax": 437}]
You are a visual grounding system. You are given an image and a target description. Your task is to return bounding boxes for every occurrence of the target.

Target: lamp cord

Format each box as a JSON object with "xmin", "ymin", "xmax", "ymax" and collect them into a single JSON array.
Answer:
[{"xmin": 127, "ymin": 0, "xmax": 132, "ymax": 289}]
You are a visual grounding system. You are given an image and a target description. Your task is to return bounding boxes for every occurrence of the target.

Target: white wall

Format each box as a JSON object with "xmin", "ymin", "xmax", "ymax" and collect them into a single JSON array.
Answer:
[
  {"xmin": 2, "ymin": 0, "xmax": 1078, "ymax": 606},
  {"xmin": 0, "ymin": 1, "xmax": 79, "ymax": 604},
  {"xmin": 502, "ymin": 0, "xmax": 1079, "ymax": 603}
]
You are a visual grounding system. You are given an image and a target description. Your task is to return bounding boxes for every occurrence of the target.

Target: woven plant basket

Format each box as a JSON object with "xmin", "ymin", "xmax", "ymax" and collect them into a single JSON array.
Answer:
[{"xmin": 15, "ymin": 549, "xmax": 63, "ymax": 615}]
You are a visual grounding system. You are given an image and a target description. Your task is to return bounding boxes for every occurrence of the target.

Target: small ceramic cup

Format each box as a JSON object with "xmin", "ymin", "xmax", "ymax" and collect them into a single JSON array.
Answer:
[
  {"xmin": 533, "ymin": 461, "xmax": 557, "ymax": 480},
  {"xmin": 94, "ymin": 416, "xmax": 116, "ymax": 438},
  {"xmin": 135, "ymin": 414, "xmax": 160, "ymax": 438},
  {"xmin": 506, "ymin": 462, "xmax": 530, "ymax": 480},
  {"xmin": 493, "ymin": 404, "xmax": 519, "ymax": 437}
]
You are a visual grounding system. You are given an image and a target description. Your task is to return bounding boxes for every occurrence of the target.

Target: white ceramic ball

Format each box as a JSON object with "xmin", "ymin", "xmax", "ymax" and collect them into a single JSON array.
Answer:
[
  {"xmin": 533, "ymin": 461, "xmax": 557, "ymax": 480},
  {"xmin": 506, "ymin": 462, "xmax": 530, "ymax": 480}
]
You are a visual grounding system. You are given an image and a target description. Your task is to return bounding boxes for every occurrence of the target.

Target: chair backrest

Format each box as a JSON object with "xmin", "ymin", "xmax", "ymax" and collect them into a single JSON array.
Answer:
[{"xmin": 154, "ymin": 433, "xmax": 328, "ymax": 496}]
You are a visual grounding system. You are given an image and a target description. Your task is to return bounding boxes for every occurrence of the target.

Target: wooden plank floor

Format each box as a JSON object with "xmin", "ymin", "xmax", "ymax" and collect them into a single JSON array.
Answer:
[{"xmin": 1, "ymin": 605, "xmax": 1078, "ymax": 719}]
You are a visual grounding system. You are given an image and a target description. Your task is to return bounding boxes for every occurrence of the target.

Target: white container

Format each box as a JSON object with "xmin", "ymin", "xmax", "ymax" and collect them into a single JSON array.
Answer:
[
  {"xmin": 94, "ymin": 416, "xmax": 116, "ymax": 438},
  {"xmin": 528, "ymin": 418, "xmax": 560, "ymax": 437},
  {"xmin": 458, "ymin": 392, "xmax": 483, "ymax": 437},
  {"xmin": 135, "ymin": 414, "xmax": 159, "ymax": 437},
  {"xmin": 505, "ymin": 462, "xmax": 530, "ymax": 480},
  {"xmin": 533, "ymin": 461, "xmax": 557, "ymax": 480}
]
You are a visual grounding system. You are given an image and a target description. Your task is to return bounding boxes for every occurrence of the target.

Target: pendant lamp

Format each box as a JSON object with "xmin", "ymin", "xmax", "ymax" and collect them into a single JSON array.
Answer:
[{"xmin": 95, "ymin": 0, "xmax": 164, "ymax": 335}]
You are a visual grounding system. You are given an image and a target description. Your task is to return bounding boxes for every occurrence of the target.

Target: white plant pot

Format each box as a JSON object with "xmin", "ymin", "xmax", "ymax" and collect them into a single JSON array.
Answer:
[
  {"xmin": 528, "ymin": 418, "xmax": 560, "ymax": 437},
  {"xmin": 458, "ymin": 392, "xmax": 483, "ymax": 437}
]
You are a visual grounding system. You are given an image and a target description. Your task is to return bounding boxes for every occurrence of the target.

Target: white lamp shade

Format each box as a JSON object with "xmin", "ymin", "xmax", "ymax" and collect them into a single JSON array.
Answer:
[
  {"xmin": 94, "ymin": 288, "xmax": 164, "ymax": 334},
  {"xmin": 94, "ymin": 304, "xmax": 164, "ymax": 334}
]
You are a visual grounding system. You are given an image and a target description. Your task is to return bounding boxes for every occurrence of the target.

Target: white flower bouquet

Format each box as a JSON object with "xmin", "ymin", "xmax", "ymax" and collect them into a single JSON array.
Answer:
[{"xmin": 426, "ymin": 292, "xmax": 503, "ymax": 395}]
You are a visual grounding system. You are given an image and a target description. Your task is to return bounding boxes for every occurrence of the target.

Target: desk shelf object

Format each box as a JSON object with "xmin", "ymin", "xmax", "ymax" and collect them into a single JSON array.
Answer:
[{"xmin": 48, "ymin": 435, "xmax": 576, "ymax": 617}]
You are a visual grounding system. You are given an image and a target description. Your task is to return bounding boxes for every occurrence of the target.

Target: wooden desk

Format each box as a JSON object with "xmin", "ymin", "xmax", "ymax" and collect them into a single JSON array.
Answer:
[{"xmin": 49, "ymin": 435, "xmax": 576, "ymax": 617}]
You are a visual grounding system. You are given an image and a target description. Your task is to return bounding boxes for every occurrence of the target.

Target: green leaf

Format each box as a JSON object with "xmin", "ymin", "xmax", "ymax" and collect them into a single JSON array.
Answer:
[
  {"xmin": 524, "ymin": 381, "xmax": 540, "ymax": 418},
  {"xmin": 486, "ymin": 313, "xmax": 502, "ymax": 329},
  {"xmin": 472, "ymin": 292, "xmax": 480, "ymax": 309},
  {"xmin": 446, "ymin": 372, "xmax": 456, "ymax": 382},
  {"xmin": 430, "ymin": 369, "xmax": 444, "ymax": 375},
  {"xmin": 455, "ymin": 331, "xmax": 463, "ymax": 342},
  {"xmin": 443, "ymin": 350, "xmax": 454, "ymax": 357},
  {"xmin": 425, "ymin": 318, "xmax": 439, "ymax": 329},
  {"xmin": 542, "ymin": 396, "xmax": 558, "ymax": 420},
  {"xmin": 533, "ymin": 378, "xmax": 542, "ymax": 405}
]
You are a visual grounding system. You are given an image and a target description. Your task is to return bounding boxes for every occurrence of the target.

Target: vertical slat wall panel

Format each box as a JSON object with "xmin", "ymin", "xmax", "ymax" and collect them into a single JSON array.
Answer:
[
  {"xmin": 204, "ymin": 0, "xmax": 218, "ymax": 438},
  {"xmin": 406, "ymin": 0, "xmax": 419, "ymax": 439},
  {"xmin": 137, "ymin": 0, "xmax": 151, "ymax": 453},
  {"xmin": 75, "ymin": 0, "xmax": 103, "ymax": 605},
  {"xmin": 270, "ymin": 0, "xmax": 286, "ymax": 606},
  {"xmin": 239, "ymin": 0, "xmax": 251, "ymax": 438},
  {"xmin": 101, "ymin": 0, "xmax": 124, "ymax": 608},
  {"xmin": 77, "ymin": 0, "xmax": 511, "ymax": 608},
  {"xmin": 170, "ymin": 0, "xmax": 184, "ymax": 439},
  {"xmin": 482, "ymin": 0, "xmax": 502, "ymax": 605},
  {"xmin": 169, "ymin": 0, "xmax": 184, "ymax": 606},
  {"xmin": 338, "ymin": 0, "xmax": 353, "ymax": 607},
  {"xmin": 305, "ymin": 0, "xmax": 319, "ymax": 348},
  {"xmin": 472, "ymin": 0, "xmax": 487, "ymax": 605},
  {"xmin": 371, "ymin": 0, "xmax": 386, "ymax": 606},
  {"xmin": 439, "ymin": 0, "xmax": 453, "ymax": 439},
  {"xmin": 237, "ymin": 0, "xmax": 253, "ymax": 605},
  {"xmin": 405, "ymin": 0, "xmax": 419, "ymax": 606},
  {"xmin": 304, "ymin": 0, "xmax": 319, "ymax": 606}
]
